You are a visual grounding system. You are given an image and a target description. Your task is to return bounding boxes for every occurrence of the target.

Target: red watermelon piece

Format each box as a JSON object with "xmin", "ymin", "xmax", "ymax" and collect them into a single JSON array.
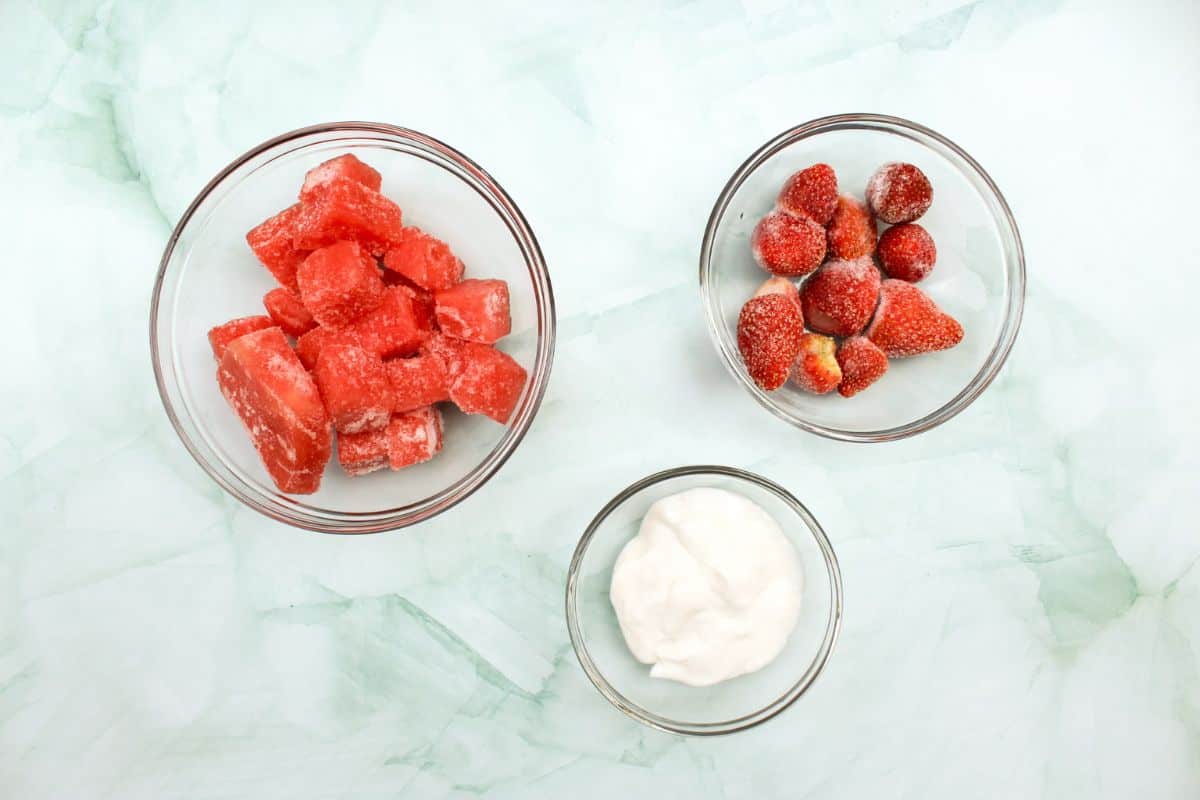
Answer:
[
  {"xmin": 353, "ymin": 285, "xmax": 430, "ymax": 358},
  {"xmin": 382, "ymin": 227, "xmax": 464, "ymax": 292},
  {"xmin": 246, "ymin": 204, "xmax": 310, "ymax": 291},
  {"xmin": 262, "ymin": 288, "xmax": 317, "ymax": 338},
  {"xmin": 312, "ymin": 343, "xmax": 393, "ymax": 434},
  {"xmin": 386, "ymin": 352, "xmax": 450, "ymax": 412},
  {"xmin": 217, "ymin": 327, "xmax": 332, "ymax": 494},
  {"xmin": 387, "ymin": 406, "xmax": 443, "ymax": 469},
  {"xmin": 292, "ymin": 176, "xmax": 403, "ymax": 256},
  {"xmin": 207, "ymin": 315, "xmax": 276, "ymax": 360},
  {"xmin": 296, "ymin": 241, "xmax": 384, "ymax": 328},
  {"xmin": 443, "ymin": 341, "xmax": 527, "ymax": 423},
  {"xmin": 336, "ymin": 426, "xmax": 390, "ymax": 476},
  {"xmin": 434, "ymin": 279, "xmax": 511, "ymax": 344},
  {"xmin": 300, "ymin": 154, "xmax": 382, "ymax": 203}
]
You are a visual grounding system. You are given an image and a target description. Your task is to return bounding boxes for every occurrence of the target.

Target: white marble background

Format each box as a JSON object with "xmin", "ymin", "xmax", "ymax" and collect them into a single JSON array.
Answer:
[{"xmin": 2, "ymin": 0, "xmax": 1199, "ymax": 797}]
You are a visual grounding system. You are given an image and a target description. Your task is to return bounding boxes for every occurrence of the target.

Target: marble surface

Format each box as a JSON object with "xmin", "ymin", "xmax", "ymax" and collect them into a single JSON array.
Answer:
[{"xmin": 2, "ymin": 0, "xmax": 1199, "ymax": 797}]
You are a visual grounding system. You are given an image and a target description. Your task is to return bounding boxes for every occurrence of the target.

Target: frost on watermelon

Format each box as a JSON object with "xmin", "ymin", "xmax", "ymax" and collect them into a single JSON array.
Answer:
[
  {"xmin": 207, "ymin": 315, "xmax": 275, "ymax": 360},
  {"xmin": 354, "ymin": 285, "xmax": 430, "ymax": 358},
  {"xmin": 300, "ymin": 154, "xmax": 382, "ymax": 203},
  {"xmin": 296, "ymin": 240, "xmax": 384, "ymax": 328},
  {"xmin": 382, "ymin": 227, "xmax": 464, "ymax": 292},
  {"xmin": 386, "ymin": 352, "xmax": 450, "ymax": 412},
  {"xmin": 246, "ymin": 204, "xmax": 310, "ymax": 291},
  {"xmin": 312, "ymin": 343, "xmax": 393, "ymax": 434},
  {"xmin": 216, "ymin": 327, "xmax": 332, "ymax": 494},
  {"xmin": 262, "ymin": 288, "xmax": 316, "ymax": 338},
  {"xmin": 337, "ymin": 426, "xmax": 390, "ymax": 476},
  {"xmin": 434, "ymin": 279, "xmax": 511, "ymax": 344},
  {"xmin": 292, "ymin": 176, "xmax": 403, "ymax": 255},
  {"xmin": 442, "ymin": 340, "xmax": 527, "ymax": 424},
  {"xmin": 387, "ymin": 406, "xmax": 443, "ymax": 469}
]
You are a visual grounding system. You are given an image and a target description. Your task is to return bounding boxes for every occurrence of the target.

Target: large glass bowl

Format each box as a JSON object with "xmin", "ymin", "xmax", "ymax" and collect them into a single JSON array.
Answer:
[
  {"xmin": 151, "ymin": 122, "xmax": 555, "ymax": 533},
  {"xmin": 700, "ymin": 113, "xmax": 1024, "ymax": 441},
  {"xmin": 565, "ymin": 465, "xmax": 843, "ymax": 736}
]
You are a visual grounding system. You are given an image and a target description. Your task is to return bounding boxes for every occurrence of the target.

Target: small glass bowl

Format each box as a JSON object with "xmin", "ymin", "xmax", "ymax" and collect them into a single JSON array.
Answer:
[
  {"xmin": 700, "ymin": 113, "xmax": 1025, "ymax": 441},
  {"xmin": 565, "ymin": 465, "xmax": 843, "ymax": 736},
  {"xmin": 150, "ymin": 122, "xmax": 555, "ymax": 533}
]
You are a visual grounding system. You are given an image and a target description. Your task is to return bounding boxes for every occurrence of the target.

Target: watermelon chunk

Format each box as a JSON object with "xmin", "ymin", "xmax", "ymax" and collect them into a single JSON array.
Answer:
[
  {"xmin": 387, "ymin": 406, "xmax": 443, "ymax": 469},
  {"xmin": 207, "ymin": 316, "xmax": 275, "ymax": 360},
  {"xmin": 382, "ymin": 227, "xmax": 464, "ymax": 292},
  {"xmin": 246, "ymin": 204, "xmax": 310, "ymax": 291},
  {"xmin": 434, "ymin": 279, "xmax": 511, "ymax": 344},
  {"xmin": 337, "ymin": 426, "xmax": 390, "ymax": 476},
  {"xmin": 300, "ymin": 154, "xmax": 382, "ymax": 203},
  {"xmin": 353, "ymin": 285, "xmax": 429, "ymax": 358},
  {"xmin": 442, "ymin": 341, "xmax": 527, "ymax": 424},
  {"xmin": 386, "ymin": 352, "xmax": 450, "ymax": 412},
  {"xmin": 217, "ymin": 327, "xmax": 332, "ymax": 494},
  {"xmin": 312, "ymin": 343, "xmax": 393, "ymax": 434},
  {"xmin": 262, "ymin": 288, "xmax": 317, "ymax": 338},
  {"xmin": 292, "ymin": 176, "xmax": 403, "ymax": 255},
  {"xmin": 296, "ymin": 241, "xmax": 384, "ymax": 328}
]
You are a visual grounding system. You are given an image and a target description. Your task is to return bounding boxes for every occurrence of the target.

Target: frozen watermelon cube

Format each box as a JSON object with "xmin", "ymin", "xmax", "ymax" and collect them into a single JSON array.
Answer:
[
  {"xmin": 293, "ymin": 176, "xmax": 403, "ymax": 256},
  {"xmin": 246, "ymin": 204, "xmax": 310, "ymax": 291},
  {"xmin": 353, "ymin": 285, "xmax": 429, "ymax": 359},
  {"xmin": 382, "ymin": 227, "xmax": 464, "ymax": 292},
  {"xmin": 386, "ymin": 352, "xmax": 450, "ymax": 412},
  {"xmin": 262, "ymin": 288, "xmax": 317, "ymax": 338},
  {"xmin": 444, "ymin": 341, "xmax": 527, "ymax": 424},
  {"xmin": 300, "ymin": 154, "xmax": 382, "ymax": 203},
  {"xmin": 336, "ymin": 426, "xmax": 390, "ymax": 476},
  {"xmin": 207, "ymin": 315, "xmax": 276, "ymax": 360},
  {"xmin": 386, "ymin": 406, "xmax": 443, "ymax": 470},
  {"xmin": 217, "ymin": 327, "xmax": 332, "ymax": 494},
  {"xmin": 297, "ymin": 241, "xmax": 384, "ymax": 328},
  {"xmin": 434, "ymin": 279, "xmax": 511, "ymax": 344},
  {"xmin": 312, "ymin": 343, "xmax": 393, "ymax": 434}
]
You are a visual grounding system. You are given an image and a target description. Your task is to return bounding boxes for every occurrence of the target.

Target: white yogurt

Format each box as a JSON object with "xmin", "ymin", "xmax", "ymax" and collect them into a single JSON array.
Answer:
[{"xmin": 609, "ymin": 487, "xmax": 803, "ymax": 687}]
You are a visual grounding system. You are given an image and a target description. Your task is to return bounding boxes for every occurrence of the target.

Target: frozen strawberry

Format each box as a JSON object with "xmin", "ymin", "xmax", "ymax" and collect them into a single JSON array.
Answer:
[
  {"xmin": 300, "ymin": 154, "xmax": 382, "ymax": 202},
  {"xmin": 791, "ymin": 333, "xmax": 842, "ymax": 395},
  {"xmin": 386, "ymin": 352, "xmax": 450, "ymax": 412},
  {"xmin": 777, "ymin": 163, "xmax": 838, "ymax": 224},
  {"xmin": 434, "ymin": 279, "xmax": 511, "ymax": 344},
  {"xmin": 387, "ymin": 406, "xmax": 444, "ymax": 469},
  {"xmin": 737, "ymin": 293, "xmax": 804, "ymax": 391},
  {"xmin": 293, "ymin": 176, "xmax": 404, "ymax": 255},
  {"xmin": 751, "ymin": 209, "xmax": 826, "ymax": 277},
  {"xmin": 445, "ymin": 342, "xmax": 527, "ymax": 423},
  {"xmin": 867, "ymin": 162, "xmax": 933, "ymax": 224},
  {"xmin": 336, "ymin": 426, "xmax": 390, "ymax": 476},
  {"xmin": 246, "ymin": 204, "xmax": 309, "ymax": 291},
  {"xmin": 217, "ymin": 327, "xmax": 331, "ymax": 494},
  {"xmin": 877, "ymin": 223, "xmax": 937, "ymax": 282},
  {"xmin": 836, "ymin": 336, "xmax": 888, "ymax": 398},
  {"xmin": 383, "ymin": 227, "xmax": 465, "ymax": 292},
  {"xmin": 753, "ymin": 275, "xmax": 801, "ymax": 309},
  {"xmin": 826, "ymin": 194, "xmax": 876, "ymax": 260},
  {"xmin": 866, "ymin": 279, "xmax": 963, "ymax": 357},
  {"xmin": 262, "ymin": 288, "xmax": 317, "ymax": 338},
  {"xmin": 312, "ymin": 343, "xmax": 393, "ymax": 434},
  {"xmin": 207, "ymin": 316, "xmax": 276, "ymax": 360},
  {"xmin": 296, "ymin": 241, "xmax": 384, "ymax": 328},
  {"xmin": 800, "ymin": 257, "xmax": 881, "ymax": 337}
]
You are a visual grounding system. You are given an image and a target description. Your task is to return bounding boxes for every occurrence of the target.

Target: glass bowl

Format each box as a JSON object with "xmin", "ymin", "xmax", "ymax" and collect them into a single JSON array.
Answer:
[
  {"xmin": 700, "ymin": 113, "xmax": 1024, "ymax": 442},
  {"xmin": 150, "ymin": 122, "xmax": 555, "ymax": 533},
  {"xmin": 565, "ymin": 465, "xmax": 843, "ymax": 735}
]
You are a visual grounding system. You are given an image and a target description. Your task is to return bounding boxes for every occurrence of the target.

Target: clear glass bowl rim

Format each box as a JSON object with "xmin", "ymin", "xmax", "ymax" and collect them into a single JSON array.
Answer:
[
  {"xmin": 699, "ymin": 112, "xmax": 1026, "ymax": 442},
  {"xmin": 149, "ymin": 121, "xmax": 556, "ymax": 534},
  {"xmin": 564, "ymin": 464, "xmax": 845, "ymax": 736}
]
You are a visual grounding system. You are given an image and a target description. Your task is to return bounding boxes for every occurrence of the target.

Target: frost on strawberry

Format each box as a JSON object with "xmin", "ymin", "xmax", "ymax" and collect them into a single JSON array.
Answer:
[
  {"xmin": 866, "ymin": 279, "xmax": 963, "ymax": 357},
  {"xmin": 737, "ymin": 293, "xmax": 804, "ymax": 391}
]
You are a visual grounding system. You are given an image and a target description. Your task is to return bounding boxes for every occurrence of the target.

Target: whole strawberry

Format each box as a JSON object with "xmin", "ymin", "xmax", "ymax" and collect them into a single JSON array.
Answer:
[
  {"xmin": 778, "ymin": 164, "xmax": 838, "ymax": 224},
  {"xmin": 866, "ymin": 279, "xmax": 963, "ymax": 357},
  {"xmin": 800, "ymin": 257, "xmax": 881, "ymax": 337},
  {"xmin": 867, "ymin": 162, "xmax": 933, "ymax": 224},
  {"xmin": 836, "ymin": 336, "xmax": 888, "ymax": 397},
  {"xmin": 826, "ymin": 194, "xmax": 877, "ymax": 260},
  {"xmin": 738, "ymin": 280, "xmax": 805, "ymax": 391},
  {"xmin": 877, "ymin": 223, "xmax": 936, "ymax": 282},
  {"xmin": 752, "ymin": 209, "xmax": 826, "ymax": 277}
]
